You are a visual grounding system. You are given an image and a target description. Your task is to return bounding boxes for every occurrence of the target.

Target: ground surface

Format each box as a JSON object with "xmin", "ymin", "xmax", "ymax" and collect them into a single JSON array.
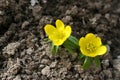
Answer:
[{"xmin": 0, "ymin": 0, "xmax": 120, "ymax": 80}]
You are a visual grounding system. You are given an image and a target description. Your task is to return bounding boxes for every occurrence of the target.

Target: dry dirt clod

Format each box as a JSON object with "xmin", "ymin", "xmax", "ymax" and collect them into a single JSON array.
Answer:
[
  {"xmin": 21, "ymin": 21, "xmax": 30, "ymax": 29},
  {"xmin": 2, "ymin": 42, "xmax": 21, "ymax": 55},
  {"xmin": 41, "ymin": 66, "xmax": 50, "ymax": 76},
  {"xmin": 113, "ymin": 58, "xmax": 120, "ymax": 71}
]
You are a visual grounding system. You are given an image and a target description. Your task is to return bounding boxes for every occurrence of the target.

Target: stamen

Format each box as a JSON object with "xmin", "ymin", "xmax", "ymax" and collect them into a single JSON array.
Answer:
[{"xmin": 86, "ymin": 42, "xmax": 96, "ymax": 52}]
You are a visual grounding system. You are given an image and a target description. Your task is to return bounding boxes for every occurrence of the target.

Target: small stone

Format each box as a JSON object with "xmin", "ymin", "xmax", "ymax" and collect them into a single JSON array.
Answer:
[
  {"xmin": 62, "ymin": 15, "xmax": 72, "ymax": 23},
  {"xmin": 42, "ymin": 0, "xmax": 47, "ymax": 3},
  {"xmin": 78, "ymin": 78, "xmax": 82, "ymax": 80},
  {"xmin": 88, "ymin": 75, "xmax": 94, "ymax": 80},
  {"xmin": 65, "ymin": 10, "xmax": 71, "ymax": 15},
  {"xmin": 39, "ymin": 16, "xmax": 53, "ymax": 26},
  {"xmin": 0, "ymin": 10, "xmax": 4, "ymax": 15},
  {"xmin": 101, "ymin": 59, "xmax": 110, "ymax": 68},
  {"xmin": 32, "ymin": 5, "xmax": 42, "ymax": 20},
  {"xmin": 39, "ymin": 64, "xmax": 45, "ymax": 68},
  {"xmin": 113, "ymin": 58, "xmax": 120, "ymax": 71},
  {"xmin": 25, "ymin": 70, "xmax": 32, "ymax": 74},
  {"xmin": 26, "ymin": 47, "xmax": 34, "ymax": 55},
  {"xmin": 105, "ymin": 13, "xmax": 110, "ymax": 20},
  {"xmin": 70, "ymin": 52, "xmax": 77, "ymax": 61},
  {"xmin": 32, "ymin": 73, "xmax": 39, "ymax": 79},
  {"xmin": 41, "ymin": 59, "xmax": 50, "ymax": 65},
  {"xmin": 90, "ymin": 17, "xmax": 97, "ymax": 24},
  {"xmin": 59, "ymin": 68, "xmax": 67, "ymax": 74},
  {"xmin": 117, "ymin": 55, "xmax": 120, "ymax": 59},
  {"xmin": 21, "ymin": 21, "xmax": 29, "ymax": 29},
  {"xmin": 7, "ymin": 76, "xmax": 14, "ymax": 80},
  {"xmin": 50, "ymin": 61, "xmax": 57, "ymax": 68},
  {"xmin": 13, "ymin": 75, "xmax": 21, "ymax": 80},
  {"xmin": 106, "ymin": 45, "xmax": 110, "ymax": 52},
  {"xmin": 30, "ymin": 0, "xmax": 38, "ymax": 6},
  {"xmin": 74, "ymin": 65, "xmax": 84, "ymax": 73},
  {"xmin": 41, "ymin": 66, "xmax": 50, "ymax": 76},
  {"xmin": 71, "ymin": 6, "xmax": 78, "ymax": 15},
  {"xmin": 103, "ymin": 70, "xmax": 112, "ymax": 78},
  {"xmin": 113, "ymin": 70, "xmax": 120, "ymax": 80}
]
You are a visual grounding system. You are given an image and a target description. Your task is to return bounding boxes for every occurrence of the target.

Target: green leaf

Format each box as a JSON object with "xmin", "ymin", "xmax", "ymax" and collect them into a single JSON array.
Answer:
[
  {"xmin": 94, "ymin": 57, "xmax": 101, "ymax": 67},
  {"xmin": 68, "ymin": 36, "xmax": 79, "ymax": 45},
  {"xmin": 68, "ymin": 36, "xmax": 79, "ymax": 48},
  {"xmin": 63, "ymin": 35, "xmax": 79, "ymax": 54},
  {"xmin": 63, "ymin": 42, "xmax": 74, "ymax": 54},
  {"xmin": 63, "ymin": 39, "xmax": 74, "ymax": 48},
  {"xmin": 83, "ymin": 57, "xmax": 93, "ymax": 69}
]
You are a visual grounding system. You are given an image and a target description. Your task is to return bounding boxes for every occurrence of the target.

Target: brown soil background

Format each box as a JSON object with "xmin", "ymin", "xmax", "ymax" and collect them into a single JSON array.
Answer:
[{"xmin": 0, "ymin": 0, "xmax": 120, "ymax": 80}]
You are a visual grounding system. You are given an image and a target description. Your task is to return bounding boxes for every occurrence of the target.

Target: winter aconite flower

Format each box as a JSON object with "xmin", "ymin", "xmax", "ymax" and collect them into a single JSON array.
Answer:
[
  {"xmin": 79, "ymin": 33, "xmax": 107, "ymax": 57},
  {"xmin": 44, "ymin": 19, "xmax": 72, "ymax": 46}
]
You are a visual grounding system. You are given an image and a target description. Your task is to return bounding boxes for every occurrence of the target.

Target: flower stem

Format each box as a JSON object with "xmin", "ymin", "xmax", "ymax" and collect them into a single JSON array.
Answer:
[{"xmin": 51, "ymin": 42, "xmax": 59, "ymax": 54}]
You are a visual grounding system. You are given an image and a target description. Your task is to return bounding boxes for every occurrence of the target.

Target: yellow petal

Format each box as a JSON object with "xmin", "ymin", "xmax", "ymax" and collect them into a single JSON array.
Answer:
[
  {"xmin": 49, "ymin": 32, "xmax": 66, "ymax": 46},
  {"xmin": 44, "ymin": 24, "xmax": 56, "ymax": 36},
  {"xmin": 80, "ymin": 47, "xmax": 88, "ymax": 55},
  {"xmin": 49, "ymin": 35, "xmax": 55, "ymax": 41},
  {"xmin": 80, "ymin": 48, "xmax": 97, "ymax": 57},
  {"xmin": 85, "ymin": 33, "xmax": 102, "ymax": 46},
  {"xmin": 56, "ymin": 19, "xmax": 64, "ymax": 30},
  {"xmin": 79, "ymin": 37, "xmax": 86, "ymax": 48},
  {"xmin": 95, "ymin": 37, "xmax": 102, "ymax": 47},
  {"xmin": 53, "ymin": 39, "xmax": 64, "ymax": 46},
  {"xmin": 95, "ymin": 45, "xmax": 107, "ymax": 55},
  {"xmin": 65, "ymin": 25, "xmax": 72, "ymax": 38},
  {"xmin": 85, "ymin": 33, "xmax": 96, "ymax": 39},
  {"xmin": 85, "ymin": 33, "xmax": 96, "ymax": 44},
  {"xmin": 87, "ymin": 53, "xmax": 98, "ymax": 57}
]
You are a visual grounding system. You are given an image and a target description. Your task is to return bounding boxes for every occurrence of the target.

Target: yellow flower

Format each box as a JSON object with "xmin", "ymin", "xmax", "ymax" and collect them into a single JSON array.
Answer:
[
  {"xmin": 79, "ymin": 33, "xmax": 107, "ymax": 57},
  {"xmin": 44, "ymin": 19, "xmax": 72, "ymax": 46}
]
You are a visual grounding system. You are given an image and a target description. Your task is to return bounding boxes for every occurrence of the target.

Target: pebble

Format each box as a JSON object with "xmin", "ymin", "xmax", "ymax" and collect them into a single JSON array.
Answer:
[
  {"xmin": 62, "ymin": 15, "xmax": 72, "ymax": 23},
  {"xmin": 21, "ymin": 21, "xmax": 29, "ymax": 29},
  {"xmin": 41, "ymin": 66, "xmax": 50, "ymax": 76},
  {"xmin": 101, "ymin": 59, "xmax": 110, "ymax": 68},
  {"xmin": 39, "ymin": 64, "xmax": 45, "ymax": 68},
  {"xmin": 41, "ymin": 59, "xmax": 50, "ymax": 65},
  {"xmin": 117, "ymin": 55, "xmax": 120, "ymax": 59},
  {"xmin": 0, "ymin": 10, "xmax": 4, "ymax": 15},
  {"xmin": 50, "ymin": 61, "xmax": 57, "ymax": 68},
  {"xmin": 103, "ymin": 70, "xmax": 112, "ymax": 78},
  {"xmin": 32, "ymin": 5, "xmax": 42, "ymax": 20},
  {"xmin": 26, "ymin": 47, "xmax": 34, "ymax": 55},
  {"xmin": 113, "ymin": 58, "xmax": 120, "ymax": 71},
  {"xmin": 74, "ymin": 65, "xmax": 84, "ymax": 73},
  {"xmin": 30, "ymin": 0, "xmax": 38, "ymax": 6},
  {"xmin": 13, "ymin": 75, "xmax": 21, "ymax": 80}
]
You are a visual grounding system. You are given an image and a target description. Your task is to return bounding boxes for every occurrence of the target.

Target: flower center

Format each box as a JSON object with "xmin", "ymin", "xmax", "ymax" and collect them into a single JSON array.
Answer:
[
  {"xmin": 86, "ymin": 42, "xmax": 96, "ymax": 52},
  {"xmin": 55, "ymin": 31, "xmax": 65, "ymax": 40}
]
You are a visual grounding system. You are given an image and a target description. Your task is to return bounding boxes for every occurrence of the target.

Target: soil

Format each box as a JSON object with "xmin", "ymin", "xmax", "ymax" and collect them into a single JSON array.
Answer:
[{"xmin": 0, "ymin": 0, "xmax": 120, "ymax": 80}]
